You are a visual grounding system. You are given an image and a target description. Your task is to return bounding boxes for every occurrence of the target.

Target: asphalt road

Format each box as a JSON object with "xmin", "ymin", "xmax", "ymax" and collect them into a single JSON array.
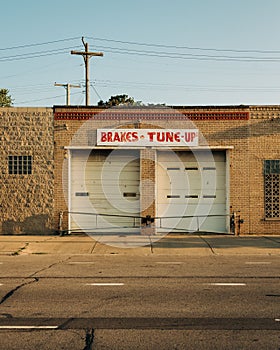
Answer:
[{"xmin": 0, "ymin": 254, "xmax": 279, "ymax": 349}]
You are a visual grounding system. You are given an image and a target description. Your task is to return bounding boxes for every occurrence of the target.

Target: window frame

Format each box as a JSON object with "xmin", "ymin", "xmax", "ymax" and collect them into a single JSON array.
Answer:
[
  {"xmin": 264, "ymin": 160, "xmax": 280, "ymax": 220},
  {"xmin": 8, "ymin": 155, "xmax": 32, "ymax": 175}
]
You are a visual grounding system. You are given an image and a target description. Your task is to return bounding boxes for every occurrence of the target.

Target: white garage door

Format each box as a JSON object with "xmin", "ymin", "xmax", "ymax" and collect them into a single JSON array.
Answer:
[
  {"xmin": 156, "ymin": 150, "xmax": 228, "ymax": 233},
  {"xmin": 70, "ymin": 149, "xmax": 140, "ymax": 233}
]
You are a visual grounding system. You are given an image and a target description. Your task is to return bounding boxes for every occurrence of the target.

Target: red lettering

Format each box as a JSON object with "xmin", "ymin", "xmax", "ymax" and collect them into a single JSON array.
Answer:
[
  {"xmin": 185, "ymin": 132, "xmax": 191, "ymax": 142},
  {"xmin": 132, "ymin": 132, "xmax": 138, "ymax": 141},
  {"xmin": 126, "ymin": 132, "xmax": 131, "ymax": 142},
  {"xmin": 185, "ymin": 131, "xmax": 197, "ymax": 143},
  {"xmin": 147, "ymin": 132, "xmax": 156, "ymax": 142},
  {"xmin": 107, "ymin": 132, "xmax": 113, "ymax": 142},
  {"xmin": 120, "ymin": 132, "xmax": 126, "ymax": 142},
  {"xmin": 165, "ymin": 132, "xmax": 173, "ymax": 142},
  {"xmin": 113, "ymin": 132, "xmax": 120, "ymax": 142},
  {"xmin": 101, "ymin": 130, "xmax": 196, "ymax": 144},
  {"xmin": 157, "ymin": 132, "xmax": 165, "ymax": 142},
  {"xmin": 191, "ymin": 132, "xmax": 196, "ymax": 142},
  {"xmin": 101, "ymin": 132, "xmax": 107, "ymax": 142}
]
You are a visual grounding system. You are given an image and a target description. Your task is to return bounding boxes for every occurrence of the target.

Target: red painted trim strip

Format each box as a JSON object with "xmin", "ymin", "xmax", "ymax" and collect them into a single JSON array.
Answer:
[{"xmin": 54, "ymin": 111, "xmax": 249, "ymax": 121}]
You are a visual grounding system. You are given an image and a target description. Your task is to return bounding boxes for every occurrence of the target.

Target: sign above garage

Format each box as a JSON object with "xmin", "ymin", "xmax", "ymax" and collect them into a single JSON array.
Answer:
[{"xmin": 97, "ymin": 129, "xmax": 199, "ymax": 147}]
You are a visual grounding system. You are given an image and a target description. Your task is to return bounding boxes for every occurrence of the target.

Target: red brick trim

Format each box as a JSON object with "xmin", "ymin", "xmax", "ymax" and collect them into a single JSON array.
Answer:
[
  {"xmin": 183, "ymin": 111, "xmax": 249, "ymax": 120},
  {"xmin": 54, "ymin": 111, "xmax": 249, "ymax": 121}
]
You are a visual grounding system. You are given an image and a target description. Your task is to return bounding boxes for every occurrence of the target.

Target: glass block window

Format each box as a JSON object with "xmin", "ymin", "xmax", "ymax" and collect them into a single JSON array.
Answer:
[
  {"xmin": 264, "ymin": 160, "xmax": 280, "ymax": 219},
  {"xmin": 8, "ymin": 155, "xmax": 32, "ymax": 175},
  {"xmin": 264, "ymin": 160, "xmax": 280, "ymax": 175}
]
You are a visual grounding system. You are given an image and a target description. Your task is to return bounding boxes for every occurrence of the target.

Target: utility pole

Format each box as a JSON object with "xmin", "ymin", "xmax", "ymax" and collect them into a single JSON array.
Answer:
[
  {"xmin": 54, "ymin": 82, "xmax": 81, "ymax": 105},
  {"xmin": 71, "ymin": 37, "xmax": 103, "ymax": 106}
]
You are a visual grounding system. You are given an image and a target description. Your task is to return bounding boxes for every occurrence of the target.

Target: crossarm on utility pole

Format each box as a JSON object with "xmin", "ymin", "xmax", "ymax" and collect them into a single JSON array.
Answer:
[
  {"xmin": 70, "ymin": 38, "xmax": 103, "ymax": 106},
  {"xmin": 70, "ymin": 51, "xmax": 103, "ymax": 57},
  {"xmin": 54, "ymin": 82, "xmax": 81, "ymax": 105}
]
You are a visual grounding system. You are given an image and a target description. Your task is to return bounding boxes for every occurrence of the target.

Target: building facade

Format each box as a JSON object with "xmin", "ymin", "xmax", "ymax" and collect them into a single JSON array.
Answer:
[
  {"xmin": 0, "ymin": 108, "xmax": 54, "ymax": 234},
  {"xmin": 1, "ymin": 105, "xmax": 279, "ymax": 235}
]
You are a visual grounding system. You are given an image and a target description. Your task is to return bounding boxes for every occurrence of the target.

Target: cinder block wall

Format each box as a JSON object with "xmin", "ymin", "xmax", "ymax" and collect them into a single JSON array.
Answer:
[{"xmin": 0, "ymin": 108, "xmax": 54, "ymax": 234}]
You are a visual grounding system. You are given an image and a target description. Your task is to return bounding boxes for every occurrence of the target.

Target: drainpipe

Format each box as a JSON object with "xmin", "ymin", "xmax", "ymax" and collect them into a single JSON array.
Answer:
[{"xmin": 58, "ymin": 211, "xmax": 64, "ymax": 236}]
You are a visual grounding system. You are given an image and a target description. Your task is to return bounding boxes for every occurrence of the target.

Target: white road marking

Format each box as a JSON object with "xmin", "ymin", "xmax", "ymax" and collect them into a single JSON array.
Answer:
[
  {"xmin": 86, "ymin": 283, "xmax": 124, "ymax": 286},
  {"xmin": 208, "ymin": 283, "xmax": 246, "ymax": 286},
  {"xmin": 245, "ymin": 262, "xmax": 271, "ymax": 265},
  {"xmin": 0, "ymin": 326, "xmax": 58, "ymax": 329}
]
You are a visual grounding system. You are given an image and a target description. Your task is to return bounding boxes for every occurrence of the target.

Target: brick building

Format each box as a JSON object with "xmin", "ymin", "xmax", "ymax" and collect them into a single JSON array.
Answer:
[{"xmin": 1, "ymin": 105, "xmax": 279, "ymax": 235}]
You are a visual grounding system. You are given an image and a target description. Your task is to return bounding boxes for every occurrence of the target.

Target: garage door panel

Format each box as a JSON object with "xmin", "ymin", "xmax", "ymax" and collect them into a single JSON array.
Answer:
[
  {"xmin": 158, "ymin": 192, "xmax": 198, "ymax": 203},
  {"xmin": 157, "ymin": 189, "xmax": 225, "ymax": 204},
  {"xmin": 157, "ymin": 151, "xmax": 228, "ymax": 233},
  {"xmin": 101, "ymin": 166, "xmax": 140, "ymax": 175},
  {"xmin": 157, "ymin": 203, "xmax": 196, "ymax": 217},
  {"xmin": 201, "ymin": 189, "xmax": 226, "ymax": 203},
  {"xmin": 159, "ymin": 173, "xmax": 225, "ymax": 191},
  {"xmin": 163, "ymin": 177, "xmax": 201, "ymax": 191},
  {"xmin": 157, "ymin": 188, "xmax": 225, "ymax": 200},
  {"xmin": 85, "ymin": 181, "xmax": 140, "ymax": 190},
  {"xmin": 197, "ymin": 203, "xmax": 227, "ymax": 215},
  {"xmin": 202, "ymin": 173, "xmax": 224, "ymax": 186},
  {"xmin": 191, "ymin": 151, "xmax": 225, "ymax": 162},
  {"xmin": 199, "ymin": 217, "xmax": 228, "ymax": 233},
  {"xmin": 71, "ymin": 215, "xmax": 139, "ymax": 232},
  {"xmin": 156, "ymin": 217, "xmax": 198, "ymax": 232},
  {"xmin": 70, "ymin": 150, "xmax": 140, "ymax": 233}
]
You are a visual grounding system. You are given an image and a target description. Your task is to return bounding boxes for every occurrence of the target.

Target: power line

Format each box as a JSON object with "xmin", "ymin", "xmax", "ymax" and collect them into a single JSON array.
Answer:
[
  {"xmin": 10, "ymin": 79, "xmax": 280, "ymax": 92},
  {"xmin": 91, "ymin": 84, "xmax": 103, "ymax": 101},
  {"xmin": 15, "ymin": 91, "xmax": 82, "ymax": 104},
  {"xmin": 92, "ymin": 46, "xmax": 280, "ymax": 62},
  {"xmin": 88, "ymin": 36, "xmax": 280, "ymax": 54},
  {"xmin": 4, "ymin": 35, "xmax": 280, "ymax": 106},
  {"xmin": 1, "ymin": 36, "xmax": 280, "ymax": 63},
  {"xmin": 0, "ymin": 37, "xmax": 80, "ymax": 51},
  {"xmin": 93, "ymin": 78, "xmax": 280, "ymax": 92},
  {"xmin": 2, "ymin": 35, "xmax": 280, "ymax": 55},
  {"xmin": 0, "ymin": 46, "xmax": 77, "ymax": 62},
  {"xmin": 11, "ymin": 76, "xmax": 280, "ymax": 92}
]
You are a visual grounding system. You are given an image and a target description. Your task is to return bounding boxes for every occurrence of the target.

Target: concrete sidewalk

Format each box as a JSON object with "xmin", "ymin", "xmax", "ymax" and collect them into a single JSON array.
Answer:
[{"xmin": 0, "ymin": 234, "xmax": 279, "ymax": 256}]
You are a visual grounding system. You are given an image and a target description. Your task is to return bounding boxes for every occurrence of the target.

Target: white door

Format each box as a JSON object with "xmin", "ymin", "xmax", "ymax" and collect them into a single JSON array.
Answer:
[
  {"xmin": 156, "ymin": 150, "xmax": 228, "ymax": 233},
  {"xmin": 70, "ymin": 149, "xmax": 140, "ymax": 233}
]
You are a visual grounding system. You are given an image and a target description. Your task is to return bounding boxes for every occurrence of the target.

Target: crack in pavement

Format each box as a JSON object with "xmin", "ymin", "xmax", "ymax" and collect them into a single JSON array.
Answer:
[
  {"xmin": 0, "ymin": 277, "xmax": 38, "ymax": 305},
  {"xmin": 89, "ymin": 237, "xmax": 102, "ymax": 254},
  {"xmin": 11, "ymin": 242, "xmax": 29, "ymax": 256},
  {"xmin": 83, "ymin": 328, "xmax": 95, "ymax": 350},
  {"xmin": 28, "ymin": 256, "xmax": 72, "ymax": 278},
  {"xmin": 0, "ymin": 257, "xmax": 71, "ymax": 306},
  {"xmin": 198, "ymin": 236, "xmax": 217, "ymax": 255}
]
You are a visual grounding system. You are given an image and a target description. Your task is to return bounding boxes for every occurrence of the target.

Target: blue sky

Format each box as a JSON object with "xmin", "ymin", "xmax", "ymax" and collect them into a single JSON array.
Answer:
[{"xmin": 2, "ymin": 0, "xmax": 280, "ymax": 106}]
